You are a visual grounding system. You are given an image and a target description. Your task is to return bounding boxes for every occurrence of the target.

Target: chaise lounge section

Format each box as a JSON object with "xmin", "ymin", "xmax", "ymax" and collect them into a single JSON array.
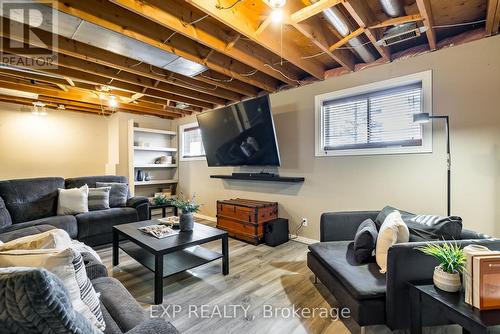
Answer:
[{"xmin": 307, "ymin": 211, "xmax": 500, "ymax": 330}]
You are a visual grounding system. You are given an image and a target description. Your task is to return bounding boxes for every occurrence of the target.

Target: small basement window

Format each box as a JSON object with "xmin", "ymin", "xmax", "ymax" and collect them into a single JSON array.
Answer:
[
  {"xmin": 180, "ymin": 122, "xmax": 205, "ymax": 161},
  {"xmin": 315, "ymin": 71, "xmax": 432, "ymax": 156}
]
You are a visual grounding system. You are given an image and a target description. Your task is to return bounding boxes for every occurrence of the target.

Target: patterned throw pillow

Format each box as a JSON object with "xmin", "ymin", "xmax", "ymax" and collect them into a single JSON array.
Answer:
[
  {"xmin": 0, "ymin": 247, "xmax": 105, "ymax": 330},
  {"xmin": 96, "ymin": 182, "xmax": 128, "ymax": 208},
  {"xmin": 88, "ymin": 187, "xmax": 111, "ymax": 211}
]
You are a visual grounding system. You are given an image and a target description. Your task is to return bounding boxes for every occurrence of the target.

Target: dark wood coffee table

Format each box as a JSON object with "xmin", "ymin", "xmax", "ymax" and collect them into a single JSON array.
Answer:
[{"xmin": 113, "ymin": 221, "xmax": 229, "ymax": 304}]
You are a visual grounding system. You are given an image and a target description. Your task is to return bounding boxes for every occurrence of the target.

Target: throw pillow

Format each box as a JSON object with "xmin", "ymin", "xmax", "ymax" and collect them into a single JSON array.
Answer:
[
  {"xmin": 0, "ymin": 247, "xmax": 105, "ymax": 330},
  {"xmin": 403, "ymin": 215, "xmax": 463, "ymax": 240},
  {"xmin": 376, "ymin": 210, "xmax": 409, "ymax": 273},
  {"xmin": 57, "ymin": 185, "xmax": 89, "ymax": 215},
  {"xmin": 88, "ymin": 187, "xmax": 111, "ymax": 211},
  {"xmin": 0, "ymin": 229, "xmax": 72, "ymax": 251},
  {"xmin": 0, "ymin": 196, "xmax": 12, "ymax": 230},
  {"xmin": 375, "ymin": 205, "xmax": 414, "ymax": 230},
  {"xmin": 96, "ymin": 182, "xmax": 128, "ymax": 208},
  {"xmin": 353, "ymin": 219, "xmax": 378, "ymax": 263}
]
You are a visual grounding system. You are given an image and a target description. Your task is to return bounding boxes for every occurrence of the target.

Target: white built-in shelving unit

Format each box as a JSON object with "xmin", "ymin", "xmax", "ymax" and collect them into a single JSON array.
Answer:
[{"xmin": 128, "ymin": 120, "xmax": 178, "ymax": 198}]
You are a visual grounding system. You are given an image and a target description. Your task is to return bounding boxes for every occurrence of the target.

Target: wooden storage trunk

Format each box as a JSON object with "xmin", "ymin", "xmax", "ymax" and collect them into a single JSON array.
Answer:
[{"xmin": 216, "ymin": 198, "xmax": 278, "ymax": 245}]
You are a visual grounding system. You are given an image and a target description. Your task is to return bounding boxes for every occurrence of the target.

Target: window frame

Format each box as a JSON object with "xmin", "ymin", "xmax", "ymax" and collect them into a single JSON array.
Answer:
[
  {"xmin": 179, "ymin": 122, "xmax": 206, "ymax": 161},
  {"xmin": 315, "ymin": 70, "xmax": 433, "ymax": 157}
]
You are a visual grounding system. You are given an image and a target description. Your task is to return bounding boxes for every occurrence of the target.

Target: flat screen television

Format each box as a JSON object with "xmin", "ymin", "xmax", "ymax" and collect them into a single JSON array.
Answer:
[{"xmin": 196, "ymin": 95, "xmax": 281, "ymax": 167}]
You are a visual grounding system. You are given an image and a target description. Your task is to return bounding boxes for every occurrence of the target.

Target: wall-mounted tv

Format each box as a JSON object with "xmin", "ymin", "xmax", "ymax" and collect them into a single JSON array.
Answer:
[{"xmin": 196, "ymin": 95, "xmax": 281, "ymax": 167}]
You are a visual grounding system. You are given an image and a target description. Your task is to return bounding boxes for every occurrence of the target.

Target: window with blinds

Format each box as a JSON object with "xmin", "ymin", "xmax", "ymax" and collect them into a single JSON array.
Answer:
[
  {"xmin": 321, "ymin": 83, "xmax": 423, "ymax": 151},
  {"xmin": 181, "ymin": 125, "xmax": 205, "ymax": 158}
]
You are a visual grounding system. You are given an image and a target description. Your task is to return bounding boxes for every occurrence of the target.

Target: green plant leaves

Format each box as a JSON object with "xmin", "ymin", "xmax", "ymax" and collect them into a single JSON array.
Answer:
[{"xmin": 416, "ymin": 241, "xmax": 465, "ymax": 274}]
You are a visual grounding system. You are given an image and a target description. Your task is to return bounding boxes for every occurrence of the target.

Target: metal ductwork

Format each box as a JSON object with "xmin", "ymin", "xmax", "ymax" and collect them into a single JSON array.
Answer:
[
  {"xmin": 379, "ymin": 0, "xmax": 405, "ymax": 18},
  {"xmin": 311, "ymin": 0, "xmax": 376, "ymax": 63}
]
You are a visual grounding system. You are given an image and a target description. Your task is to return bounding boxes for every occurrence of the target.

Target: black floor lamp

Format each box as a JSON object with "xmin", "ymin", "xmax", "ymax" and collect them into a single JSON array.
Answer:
[{"xmin": 413, "ymin": 113, "xmax": 451, "ymax": 216}]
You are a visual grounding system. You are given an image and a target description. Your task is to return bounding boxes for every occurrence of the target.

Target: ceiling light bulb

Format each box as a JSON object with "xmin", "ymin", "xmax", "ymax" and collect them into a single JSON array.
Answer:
[
  {"xmin": 108, "ymin": 95, "xmax": 118, "ymax": 108},
  {"xmin": 270, "ymin": 9, "xmax": 283, "ymax": 23},
  {"xmin": 269, "ymin": 0, "xmax": 286, "ymax": 8},
  {"xmin": 32, "ymin": 101, "xmax": 46, "ymax": 116}
]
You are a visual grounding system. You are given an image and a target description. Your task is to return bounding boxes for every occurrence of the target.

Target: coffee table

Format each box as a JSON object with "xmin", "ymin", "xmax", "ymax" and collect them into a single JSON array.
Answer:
[{"xmin": 113, "ymin": 221, "xmax": 229, "ymax": 304}]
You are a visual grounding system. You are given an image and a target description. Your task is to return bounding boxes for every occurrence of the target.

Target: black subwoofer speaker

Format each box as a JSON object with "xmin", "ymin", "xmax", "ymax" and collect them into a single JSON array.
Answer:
[{"xmin": 264, "ymin": 218, "xmax": 289, "ymax": 247}]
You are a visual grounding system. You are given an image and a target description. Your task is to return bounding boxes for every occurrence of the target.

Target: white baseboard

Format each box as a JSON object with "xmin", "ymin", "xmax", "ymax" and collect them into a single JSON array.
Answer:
[
  {"xmin": 194, "ymin": 213, "xmax": 217, "ymax": 222},
  {"xmin": 289, "ymin": 234, "xmax": 319, "ymax": 245}
]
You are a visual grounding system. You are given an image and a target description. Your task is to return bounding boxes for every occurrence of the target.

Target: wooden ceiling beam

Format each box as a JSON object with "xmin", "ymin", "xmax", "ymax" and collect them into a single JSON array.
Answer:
[
  {"xmin": 0, "ymin": 45, "xmax": 216, "ymax": 109},
  {"xmin": 1, "ymin": 17, "xmax": 243, "ymax": 101},
  {"xmin": 369, "ymin": 15, "xmax": 423, "ymax": 29},
  {"xmin": 291, "ymin": 0, "xmax": 344, "ymax": 23},
  {"xmin": 486, "ymin": 0, "xmax": 500, "ymax": 36},
  {"xmin": 0, "ymin": 66, "xmax": 190, "ymax": 115},
  {"xmin": 329, "ymin": 27, "xmax": 365, "ymax": 52},
  {"xmin": 415, "ymin": 0, "xmax": 437, "ymax": 50},
  {"xmin": 109, "ymin": 0, "xmax": 302, "ymax": 87},
  {"xmin": 42, "ymin": 0, "xmax": 276, "ymax": 92},
  {"xmin": 185, "ymin": 0, "xmax": 326, "ymax": 80},
  {"xmin": 0, "ymin": 24, "xmax": 227, "ymax": 106},
  {"xmin": 343, "ymin": 0, "xmax": 391, "ymax": 60},
  {"xmin": 0, "ymin": 76, "xmax": 181, "ymax": 118}
]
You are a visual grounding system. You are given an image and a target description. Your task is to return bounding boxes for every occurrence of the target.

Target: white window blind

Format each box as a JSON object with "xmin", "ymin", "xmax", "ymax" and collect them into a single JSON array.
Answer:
[
  {"xmin": 182, "ymin": 126, "xmax": 205, "ymax": 158},
  {"xmin": 322, "ymin": 83, "xmax": 423, "ymax": 151}
]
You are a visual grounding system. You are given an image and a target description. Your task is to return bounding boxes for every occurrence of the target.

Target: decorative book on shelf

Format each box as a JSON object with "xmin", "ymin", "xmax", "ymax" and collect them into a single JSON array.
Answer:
[{"xmin": 472, "ymin": 255, "xmax": 500, "ymax": 310}]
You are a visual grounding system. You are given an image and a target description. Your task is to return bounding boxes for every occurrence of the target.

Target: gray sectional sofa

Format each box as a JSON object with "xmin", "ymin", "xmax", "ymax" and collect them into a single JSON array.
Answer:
[
  {"xmin": 0, "ymin": 227, "xmax": 178, "ymax": 334},
  {"xmin": 307, "ymin": 211, "xmax": 500, "ymax": 331},
  {"xmin": 0, "ymin": 176, "xmax": 149, "ymax": 246}
]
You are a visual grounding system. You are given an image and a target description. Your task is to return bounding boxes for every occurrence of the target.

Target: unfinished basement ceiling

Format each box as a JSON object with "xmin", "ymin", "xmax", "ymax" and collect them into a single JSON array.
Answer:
[{"xmin": 0, "ymin": 0, "xmax": 497, "ymax": 119}]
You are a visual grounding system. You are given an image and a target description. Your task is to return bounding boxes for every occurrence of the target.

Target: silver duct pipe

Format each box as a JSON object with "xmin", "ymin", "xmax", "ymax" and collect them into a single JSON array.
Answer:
[
  {"xmin": 321, "ymin": 6, "xmax": 376, "ymax": 63},
  {"xmin": 379, "ymin": 0, "xmax": 405, "ymax": 18}
]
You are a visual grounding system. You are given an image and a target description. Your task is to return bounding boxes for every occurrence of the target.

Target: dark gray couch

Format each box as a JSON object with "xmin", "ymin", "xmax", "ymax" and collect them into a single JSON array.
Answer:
[
  {"xmin": 307, "ymin": 211, "xmax": 500, "ymax": 330},
  {"xmin": 0, "ymin": 176, "xmax": 149, "ymax": 246},
  {"xmin": 0, "ymin": 227, "xmax": 178, "ymax": 334}
]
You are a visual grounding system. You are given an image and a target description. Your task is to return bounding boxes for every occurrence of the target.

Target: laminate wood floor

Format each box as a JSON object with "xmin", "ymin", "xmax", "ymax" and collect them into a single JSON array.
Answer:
[{"xmin": 96, "ymin": 220, "xmax": 359, "ymax": 334}]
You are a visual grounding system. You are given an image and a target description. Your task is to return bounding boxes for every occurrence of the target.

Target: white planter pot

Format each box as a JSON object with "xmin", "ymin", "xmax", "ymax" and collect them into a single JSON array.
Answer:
[{"xmin": 433, "ymin": 266, "xmax": 461, "ymax": 292}]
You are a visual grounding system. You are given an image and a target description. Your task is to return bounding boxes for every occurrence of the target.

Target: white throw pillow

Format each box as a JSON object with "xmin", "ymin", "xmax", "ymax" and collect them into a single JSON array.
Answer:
[
  {"xmin": 0, "ymin": 247, "xmax": 105, "ymax": 330},
  {"xmin": 58, "ymin": 185, "xmax": 89, "ymax": 215},
  {"xmin": 0, "ymin": 229, "xmax": 72, "ymax": 251},
  {"xmin": 376, "ymin": 210, "xmax": 410, "ymax": 274}
]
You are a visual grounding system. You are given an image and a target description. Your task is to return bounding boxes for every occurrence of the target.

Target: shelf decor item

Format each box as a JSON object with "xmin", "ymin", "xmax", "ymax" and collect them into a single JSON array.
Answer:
[
  {"xmin": 417, "ymin": 241, "xmax": 465, "ymax": 292},
  {"xmin": 144, "ymin": 172, "xmax": 151, "ymax": 181},
  {"xmin": 136, "ymin": 169, "xmax": 144, "ymax": 182},
  {"xmin": 172, "ymin": 194, "xmax": 201, "ymax": 232}
]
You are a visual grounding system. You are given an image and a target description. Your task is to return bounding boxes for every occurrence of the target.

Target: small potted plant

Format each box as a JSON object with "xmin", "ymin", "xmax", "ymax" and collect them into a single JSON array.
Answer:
[
  {"xmin": 172, "ymin": 194, "xmax": 201, "ymax": 232},
  {"xmin": 417, "ymin": 241, "xmax": 465, "ymax": 292},
  {"xmin": 151, "ymin": 194, "xmax": 173, "ymax": 206}
]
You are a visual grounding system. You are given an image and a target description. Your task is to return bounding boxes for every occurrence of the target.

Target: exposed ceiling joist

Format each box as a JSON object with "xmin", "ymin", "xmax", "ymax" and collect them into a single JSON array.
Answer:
[
  {"xmin": 0, "ymin": 76, "xmax": 180, "ymax": 117},
  {"xmin": 290, "ymin": 0, "xmax": 344, "ymax": 23},
  {"xmin": 369, "ymin": 15, "xmax": 423, "ymax": 29},
  {"xmin": 109, "ymin": 0, "xmax": 302, "ymax": 87},
  {"xmin": 486, "ymin": 0, "xmax": 500, "ymax": 36},
  {"xmin": 416, "ymin": 0, "xmax": 437, "ymax": 50},
  {"xmin": 185, "ymin": 0, "xmax": 326, "ymax": 80},
  {"xmin": 40, "ymin": 0, "xmax": 277, "ymax": 92},
  {"xmin": 343, "ymin": 0, "xmax": 391, "ymax": 60},
  {"xmin": 329, "ymin": 27, "xmax": 365, "ymax": 52}
]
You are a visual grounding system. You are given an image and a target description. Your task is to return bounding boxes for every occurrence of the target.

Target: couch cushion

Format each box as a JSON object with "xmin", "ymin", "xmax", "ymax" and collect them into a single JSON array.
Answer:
[
  {"xmin": 403, "ymin": 215, "xmax": 463, "ymax": 240},
  {"xmin": 76, "ymin": 208, "xmax": 138, "ymax": 240},
  {"xmin": 0, "ymin": 268, "xmax": 101, "ymax": 334},
  {"xmin": 65, "ymin": 175, "xmax": 128, "ymax": 190},
  {"xmin": 0, "ymin": 197, "xmax": 12, "ymax": 229},
  {"xmin": 92, "ymin": 277, "xmax": 145, "ymax": 333},
  {"xmin": 96, "ymin": 182, "xmax": 129, "ymax": 208},
  {"xmin": 353, "ymin": 219, "xmax": 378, "ymax": 264},
  {"xmin": 0, "ymin": 215, "xmax": 78, "ymax": 239},
  {"xmin": 0, "ymin": 225, "xmax": 56, "ymax": 243},
  {"xmin": 308, "ymin": 241, "xmax": 386, "ymax": 300},
  {"xmin": 0, "ymin": 177, "xmax": 65, "ymax": 223}
]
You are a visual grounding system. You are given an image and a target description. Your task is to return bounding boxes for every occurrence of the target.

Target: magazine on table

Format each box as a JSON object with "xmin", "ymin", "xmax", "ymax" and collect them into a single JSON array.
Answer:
[{"xmin": 138, "ymin": 224, "xmax": 180, "ymax": 239}]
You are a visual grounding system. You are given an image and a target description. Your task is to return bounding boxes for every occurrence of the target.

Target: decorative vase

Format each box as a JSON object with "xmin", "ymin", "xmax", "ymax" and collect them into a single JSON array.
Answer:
[
  {"xmin": 136, "ymin": 170, "xmax": 144, "ymax": 182},
  {"xmin": 179, "ymin": 213, "xmax": 194, "ymax": 232},
  {"xmin": 144, "ymin": 172, "xmax": 151, "ymax": 181},
  {"xmin": 433, "ymin": 266, "xmax": 461, "ymax": 292}
]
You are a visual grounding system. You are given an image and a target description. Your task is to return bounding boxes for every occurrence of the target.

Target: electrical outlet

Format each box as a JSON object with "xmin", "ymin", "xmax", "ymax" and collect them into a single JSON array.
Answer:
[{"xmin": 302, "ymin": 218, "xmax": 308, "ymax": 227}]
